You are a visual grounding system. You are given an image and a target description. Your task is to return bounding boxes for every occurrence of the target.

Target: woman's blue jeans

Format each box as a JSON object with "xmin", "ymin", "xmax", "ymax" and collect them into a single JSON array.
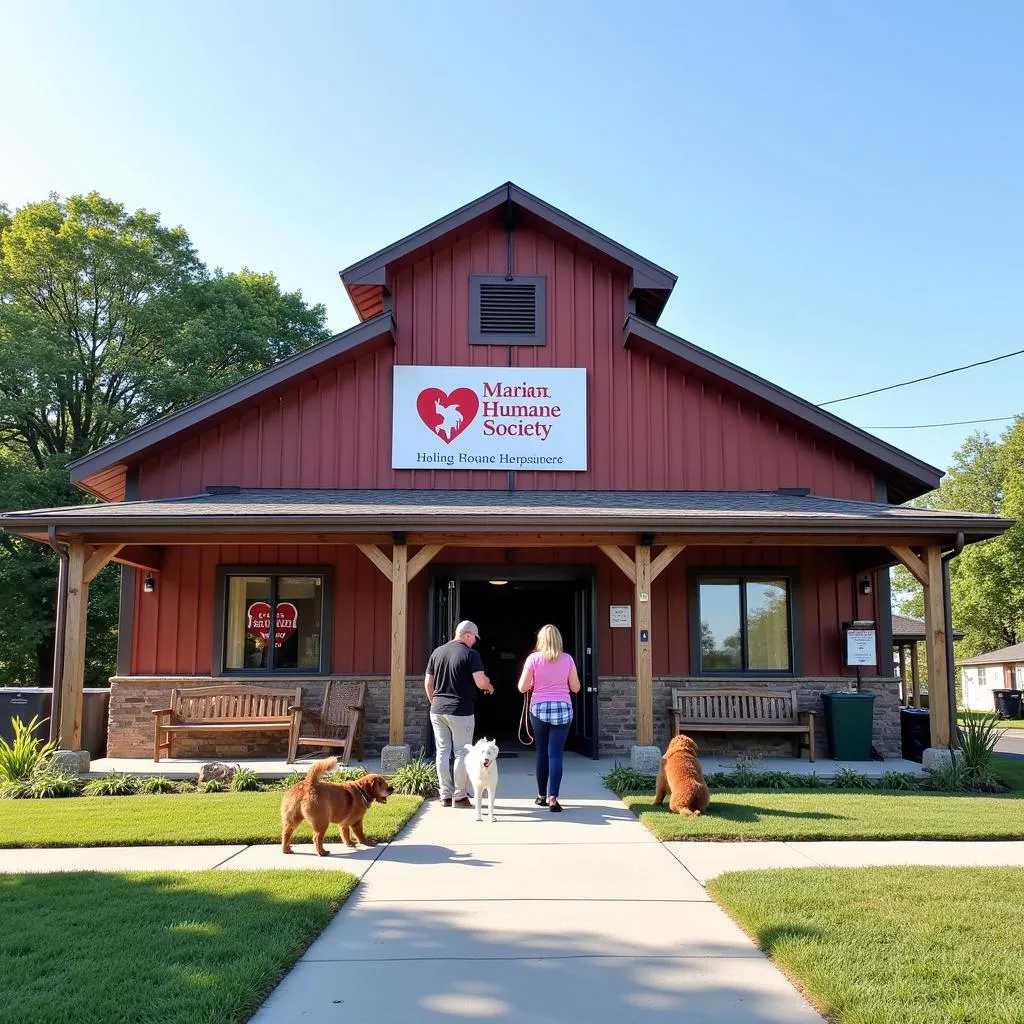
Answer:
[{"xmin": 531, "ymin": 714, "xmax": 571, "ymax": 799}]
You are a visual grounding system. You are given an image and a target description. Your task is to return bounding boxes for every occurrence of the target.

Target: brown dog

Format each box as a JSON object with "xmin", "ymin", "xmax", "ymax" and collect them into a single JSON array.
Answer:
[
  {"xmin": 280, "ymin": 757, "xmax": 393, "ymax": 856},
  {"xmin": 653, "ymin": 734, "xmax": 710, "ymax": 816}
]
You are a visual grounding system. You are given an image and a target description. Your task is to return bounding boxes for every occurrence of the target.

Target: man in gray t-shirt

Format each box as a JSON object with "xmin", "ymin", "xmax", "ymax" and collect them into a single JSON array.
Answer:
[{"xmin": 425, "ymin": 620, "xmax": 493, "ymax": 806}]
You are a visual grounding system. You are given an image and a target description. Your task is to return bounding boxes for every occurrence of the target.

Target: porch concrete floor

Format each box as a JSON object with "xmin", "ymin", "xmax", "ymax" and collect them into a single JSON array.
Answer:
[{"xmin": 87, "ymin": 751, "xmax": 927, "ymax": 780}]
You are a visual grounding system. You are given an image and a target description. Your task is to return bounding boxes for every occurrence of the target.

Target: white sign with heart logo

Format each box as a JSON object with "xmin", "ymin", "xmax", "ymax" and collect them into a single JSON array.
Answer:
[{"xmin": 392, "ymin": 366, "xmax": 588, "ymax": 470}]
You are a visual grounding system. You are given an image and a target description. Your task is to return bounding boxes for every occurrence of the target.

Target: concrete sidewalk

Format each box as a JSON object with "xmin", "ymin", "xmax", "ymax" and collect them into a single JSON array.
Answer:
[{"xmin": 3, "ymin": 758, "xmax": 1023, "ymax": 1022}]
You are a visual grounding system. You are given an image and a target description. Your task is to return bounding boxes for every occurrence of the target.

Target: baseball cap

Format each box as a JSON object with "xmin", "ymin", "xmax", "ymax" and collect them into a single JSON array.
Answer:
[{"xmin": 455, "ymin": 620, "xmax": 480, "ymax": 638}]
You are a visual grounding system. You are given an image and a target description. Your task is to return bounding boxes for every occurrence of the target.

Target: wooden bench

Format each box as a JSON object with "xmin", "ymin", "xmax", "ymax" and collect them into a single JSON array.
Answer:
[
  {"xmin": 669, "ymin": 687, "xmax": 816, "ymax": 761},
  {"xmin": 152, "ymin": 685, "xmax": 302, "ymax": 762}
]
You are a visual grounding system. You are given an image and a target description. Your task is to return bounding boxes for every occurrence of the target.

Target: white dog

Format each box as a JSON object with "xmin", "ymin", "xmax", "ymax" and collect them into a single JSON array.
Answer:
[{"xmin": 463, "ymin": 737, "xmax": 500, "ymax": 822}]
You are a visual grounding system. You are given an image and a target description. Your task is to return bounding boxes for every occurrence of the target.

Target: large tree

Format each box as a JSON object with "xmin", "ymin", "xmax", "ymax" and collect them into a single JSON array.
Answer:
[
  {"xmin": 894, "ymin": 417, "xmax": 1024, "ymax": 663},
  {"xmin": 0, "ymin": 192, "xmax": 330, "ymax": 685}
]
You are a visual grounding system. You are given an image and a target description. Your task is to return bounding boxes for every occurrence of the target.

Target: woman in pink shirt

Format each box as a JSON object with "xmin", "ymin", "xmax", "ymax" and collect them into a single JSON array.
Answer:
[{"xmin": 517, "ymin": 624, "xmax": 581, "ymax": 812}]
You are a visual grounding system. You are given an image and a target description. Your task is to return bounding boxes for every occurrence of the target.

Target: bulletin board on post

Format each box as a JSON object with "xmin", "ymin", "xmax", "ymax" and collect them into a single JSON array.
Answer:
[{"xmin": 842, "ymin": 619, "xmax": 877, "ymax": 691}]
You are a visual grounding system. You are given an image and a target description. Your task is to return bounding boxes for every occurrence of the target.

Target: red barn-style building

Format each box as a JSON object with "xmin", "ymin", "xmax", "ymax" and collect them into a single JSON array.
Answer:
[{"xmin": 2, "ymin": 183, "xmax": 1011, "ymax": 766}]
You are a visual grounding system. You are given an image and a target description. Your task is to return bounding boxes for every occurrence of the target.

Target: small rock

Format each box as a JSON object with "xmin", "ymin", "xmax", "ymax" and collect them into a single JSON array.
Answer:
[
  {"xmin": 52, "ymin": 749, "xmax": 90, "ymax": 775},
  {"xmin": 197, "ymin": 762, "xmax": 239, "ymax": 785}
]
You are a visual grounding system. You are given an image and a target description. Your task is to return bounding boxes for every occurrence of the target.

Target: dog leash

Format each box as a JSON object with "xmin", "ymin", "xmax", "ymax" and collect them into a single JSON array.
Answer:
[{"xmin": 518, "ymin": 690, "xmax": 534, "ymax": 746}]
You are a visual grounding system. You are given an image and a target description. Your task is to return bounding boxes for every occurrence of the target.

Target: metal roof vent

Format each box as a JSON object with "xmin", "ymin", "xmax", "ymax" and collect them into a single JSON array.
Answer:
[{"xmin": 470, "ymin": 275, "xmax": 546, "ymax": 345}]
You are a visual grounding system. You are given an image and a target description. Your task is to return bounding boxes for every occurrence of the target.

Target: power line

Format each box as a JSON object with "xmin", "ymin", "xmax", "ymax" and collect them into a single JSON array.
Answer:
[
  {"xmin": 866, "ymin": 415, "xmax": 1018, "ymax": 430},
  {"xmin": 818, "ymin": 347, "xmax": 1024, "ymax": 406}
]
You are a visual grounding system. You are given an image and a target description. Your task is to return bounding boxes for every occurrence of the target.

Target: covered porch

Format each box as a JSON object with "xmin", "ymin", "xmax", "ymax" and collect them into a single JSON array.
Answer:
[{"xmin": 1, "ymin": 488, "xmax": 1010, "ymax": 768}]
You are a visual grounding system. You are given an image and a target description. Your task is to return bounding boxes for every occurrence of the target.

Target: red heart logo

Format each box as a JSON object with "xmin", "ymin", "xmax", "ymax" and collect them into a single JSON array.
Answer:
[
  {"xmin": 415, "ymin": 387, "xmax": 479, "ymax": 444},
  {"xmin": 247, "ymin": 601, "xmax": 299, "ymax": 648}
]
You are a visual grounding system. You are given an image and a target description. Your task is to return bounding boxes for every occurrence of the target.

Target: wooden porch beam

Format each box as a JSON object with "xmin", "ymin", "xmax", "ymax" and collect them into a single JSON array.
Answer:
[
  {"xmin": 83, "ymin": 544, "xmax": 124, "ymax": 584},
  {"xmin": 650, "ymin": 544, "xmax": 685, "ymax": 582},
  {"xmin": 922, "ymin": 545, "xmax": 951, "ymax": 747},
  {"xmin": 599, "ymin": 545, "xmax": 636, "ymax": 584},
  {"xmin": 635, "ymin": 545, "xmax": 654, "ymax": 747},
  {"xmin": 357, "ymin": 543, "xmax": 393, "ymax": 582},
  {"xmin": 58, "ymin": 541, "xmax": 88, "ymax": 750},
  {"xmin": 407, "ymin": 543, "xmax": 444, "ymax": 582},
  {"xmin": 113, "ymin": 545, "xmax": 164, "ymax": 573},
  {"xmin": 889, "ymin": 545, "xmax": 929, "ymax": 588},
  {"xmin": 389, "ymin": 542, "xmax": 408, "ymax": 746}
]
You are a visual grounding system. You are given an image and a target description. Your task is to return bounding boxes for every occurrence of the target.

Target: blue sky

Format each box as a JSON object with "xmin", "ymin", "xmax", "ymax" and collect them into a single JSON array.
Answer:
[{"xmin": 2, "ymin": 0, "xmax": 1021, "ymax": 474}]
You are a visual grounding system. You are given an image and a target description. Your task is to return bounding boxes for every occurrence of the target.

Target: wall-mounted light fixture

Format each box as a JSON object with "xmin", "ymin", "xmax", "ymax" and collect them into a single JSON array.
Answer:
[
  {"xmin": 859, "ymin": 578, "xmax": 872, "ymax": 596},
  {"xmin": 144, "ymin": 573, "xmax": 156, "ymax": 593}
]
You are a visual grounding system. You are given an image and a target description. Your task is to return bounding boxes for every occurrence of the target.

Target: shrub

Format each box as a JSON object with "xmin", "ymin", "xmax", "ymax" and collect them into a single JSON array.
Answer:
[
  {"xmin": 390, "ymin": 750, "xmax": 439, "ymax": 797},
  {"xmin": 0, "ymin": 716, "xmax": 55, "ymax": 782},
  {"xmin": 324, "ymin": 767, "xmax": 369, "ymax": 783},
  {"xmin": 957, "ymin": 713, "xmax": 1004, "ymax": 779},
  {"xmin": 136, "ymin": 776, "xmax": 177, "ymax": 795},
  {"xmin": 83, "ymin": 773, "xmax": 139, "ymax": 797},
  {"xmin": 276, "ymin": 772, "xmax": 306, "ymax": 790},
  {"xmin": 199, "ymin": 779, "xmax": 227, "ymax": 793},
  {"xmin": 789, "ymin": 772, "xmax": 825, "ymax": 789},
  {"xmin": 832, "ymin": 768, "xmax": 872, "ymax": 789},
  {"xmin": 752, "ymin": 770, "xmax": 801, "ymax": 790},
  {"xmin": 229, "ymin": 768, "xmax": 262, "ymax": 792},
  {"xmin": 602, "ymin": 762, "xmax": 657, "ymax": 796},
  {"xmin": 877, "ymin": 771, "xmax": 920, "ymax": 791},
  {"xmin": 705, "ymin": 772, "xmax": 735, "ymax": 789},
  {"xmin": 729, "ymin": 755, "xmax": 761, "ymax": 788},
  {"xmin": 175, "ymin": 779, "xmax": 196, "ymax": 794},
  {"xmin": 923, "ymin": 758, "xmax": 971, "ymax": 792}
]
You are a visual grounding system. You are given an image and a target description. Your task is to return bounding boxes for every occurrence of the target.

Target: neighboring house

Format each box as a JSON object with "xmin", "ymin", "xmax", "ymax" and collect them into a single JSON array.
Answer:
[
  {"xmin": 0, "ymin": 182, "xmax": 1012, "ymax": 763},
  {"xmin": 958, "ymin": 644, "xmax": 1024, "ymax": 712}
]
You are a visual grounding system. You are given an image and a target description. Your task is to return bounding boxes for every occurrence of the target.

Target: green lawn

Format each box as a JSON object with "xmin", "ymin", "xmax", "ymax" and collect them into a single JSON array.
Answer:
[
  {"xmin": 993, "ymin": 753, "xmax": 1024, "ymax": 790},
  {"xmin": 0, "ymin": 870, "xmax": 355, "ymax": 1024},
  {"xmin": 710, "ymin": 866, "xmax": 1024, "ymax": 1024},
  {"xmin": 961, "ymin": 710, "xmax": 1024, "ymax": 730},
  {"xmin": 0, "ymin": 791, "xmax": 422, "ymax": 848},
  {"xmin": 623, "ymin": 790, "xmax": 1024, "ymax": 841}
]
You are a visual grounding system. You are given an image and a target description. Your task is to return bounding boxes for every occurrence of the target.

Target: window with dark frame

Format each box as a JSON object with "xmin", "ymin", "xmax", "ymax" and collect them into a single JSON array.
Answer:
[
  {"xmin": 222, "ymin": 572, "xmax": 326, "ymax": 673},
  {"xmin": 697, "ymin": 576, "xmax": 792, "ymax": 673}
]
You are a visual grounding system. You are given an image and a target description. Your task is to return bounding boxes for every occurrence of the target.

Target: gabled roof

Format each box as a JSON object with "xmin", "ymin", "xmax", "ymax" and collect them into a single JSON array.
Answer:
[
  {"xmin": 624, "ymin": 314, "xmax": 943, "ymax": 504},
  {"xmin": 68, "ymin": 312, "xmax": 395, "ymax": 498},
  {"xmin": 958, "ymin": 643, "xmax": 1024, "ymax": 667},
  {"xmin": 339, "ymin": 182, "xmax": 678, "ymax": 323},
  {"xmin": 892, "ymin": 613, "xmax": 963, "ymax": 643}
]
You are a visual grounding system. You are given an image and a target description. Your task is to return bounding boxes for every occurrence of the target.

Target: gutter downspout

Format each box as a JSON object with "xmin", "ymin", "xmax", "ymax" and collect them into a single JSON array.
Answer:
[
  {"xmin": 46, "ymin": 527, "xmax": 69, "ymax": 746},
  {"xmin": 942, "ymin": 531, "xmax": 965, "ymax": 751}
]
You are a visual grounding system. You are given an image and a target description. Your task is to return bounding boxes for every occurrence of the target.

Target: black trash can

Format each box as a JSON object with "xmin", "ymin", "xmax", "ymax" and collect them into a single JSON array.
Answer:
[
  {"xmin": 993, "ymin": 689, "xmax": 1023, "ymax": 720},
  {"xmin": 900, "ymin": 706, "xmax": 931, "ymax": 763},
  {"xmin": 822, "ymin": 691, "xmax": 876, "ymax": 760},
  {"xmin": 0, "ymin": 688, "xmax": 53, "ymax": 744},
  {"xmin": 81, "ymin": 688, "xmax": 111, "ymax": 758}
]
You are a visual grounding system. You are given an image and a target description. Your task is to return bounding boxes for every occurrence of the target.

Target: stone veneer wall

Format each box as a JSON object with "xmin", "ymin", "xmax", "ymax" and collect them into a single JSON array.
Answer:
[{"xmin": 598, "ymin": 675, "xmax": 902, "ymax": 759}]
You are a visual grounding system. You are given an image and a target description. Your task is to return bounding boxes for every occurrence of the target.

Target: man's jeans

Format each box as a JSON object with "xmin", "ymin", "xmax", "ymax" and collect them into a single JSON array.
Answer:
[{"xmin": 430, "ymin": 712, "xmax": 475, "ymax": 800}]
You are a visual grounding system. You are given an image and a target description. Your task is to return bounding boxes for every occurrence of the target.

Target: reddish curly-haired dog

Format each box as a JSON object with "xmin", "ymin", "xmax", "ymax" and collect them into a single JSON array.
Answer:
[
  {"xmin": 653, "ymin": 734, "xmax": 710, "ymax": 816},
  {"xmin": 281, "ymin": 757, "xmax": 393, "ymax": 856}
]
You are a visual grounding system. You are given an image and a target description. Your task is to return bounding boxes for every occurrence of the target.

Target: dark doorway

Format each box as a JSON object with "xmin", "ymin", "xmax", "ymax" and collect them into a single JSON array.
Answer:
[{"xmin": 430, "ymin": 570, "xmax": 598, "ymax": 758}]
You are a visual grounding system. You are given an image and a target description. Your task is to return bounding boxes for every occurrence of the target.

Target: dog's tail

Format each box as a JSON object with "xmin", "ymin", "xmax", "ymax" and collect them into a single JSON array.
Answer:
[{"xmin": 303, "ymin": 757, "xmax": 337, "ymax": 788}]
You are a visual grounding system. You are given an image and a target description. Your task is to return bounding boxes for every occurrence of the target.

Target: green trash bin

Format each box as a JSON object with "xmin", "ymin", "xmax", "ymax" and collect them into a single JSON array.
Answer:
[{"xmin": 822, "ymin": 691, "xmax": 876, "ymax": 760}]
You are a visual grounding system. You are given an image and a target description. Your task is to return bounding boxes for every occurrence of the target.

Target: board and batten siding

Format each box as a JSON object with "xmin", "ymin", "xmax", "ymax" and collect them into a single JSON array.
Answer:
[
  {"xmin": 129, "ymin": 543, "xmax": 875, "ymax": 680},
  {"xmin": 136, "ymin": 223, "xmax": 875, "ymax": 501}
]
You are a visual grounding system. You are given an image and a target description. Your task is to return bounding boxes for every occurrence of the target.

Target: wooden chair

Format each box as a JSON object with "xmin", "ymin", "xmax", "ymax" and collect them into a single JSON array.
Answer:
[{"xmin": 287, "ymin": 680, "xmax": 367, "ymax": 765}]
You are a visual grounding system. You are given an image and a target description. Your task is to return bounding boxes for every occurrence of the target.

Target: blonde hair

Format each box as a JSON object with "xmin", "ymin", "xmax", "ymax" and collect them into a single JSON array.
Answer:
[{"xmin": 535, "ymin": 624, "xmax": 563, "ymax": 662}]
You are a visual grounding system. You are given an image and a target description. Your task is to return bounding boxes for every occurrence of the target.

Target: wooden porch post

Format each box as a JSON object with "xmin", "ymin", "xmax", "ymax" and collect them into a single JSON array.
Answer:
[
  {"xmin": 922, "ymin": 544, "xmax": 952, "ymax": 747},
  {"xmin": 389, "ymin": 543, "xmax": 409, "ymax": 746},
  {"xmin": 635, "ymin": 544, "xmax": 653, "ymax": 747},
  {"xmin": 58, "ymin": 541, "xmax": 88, "ymax": 750},
  {"xmin": 898, "ymin": 644, "xmax": 908, "ymax": 705},
  {"xmin": 910, "ymin": 643, "xmax": 921, "ymax": 708}
]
